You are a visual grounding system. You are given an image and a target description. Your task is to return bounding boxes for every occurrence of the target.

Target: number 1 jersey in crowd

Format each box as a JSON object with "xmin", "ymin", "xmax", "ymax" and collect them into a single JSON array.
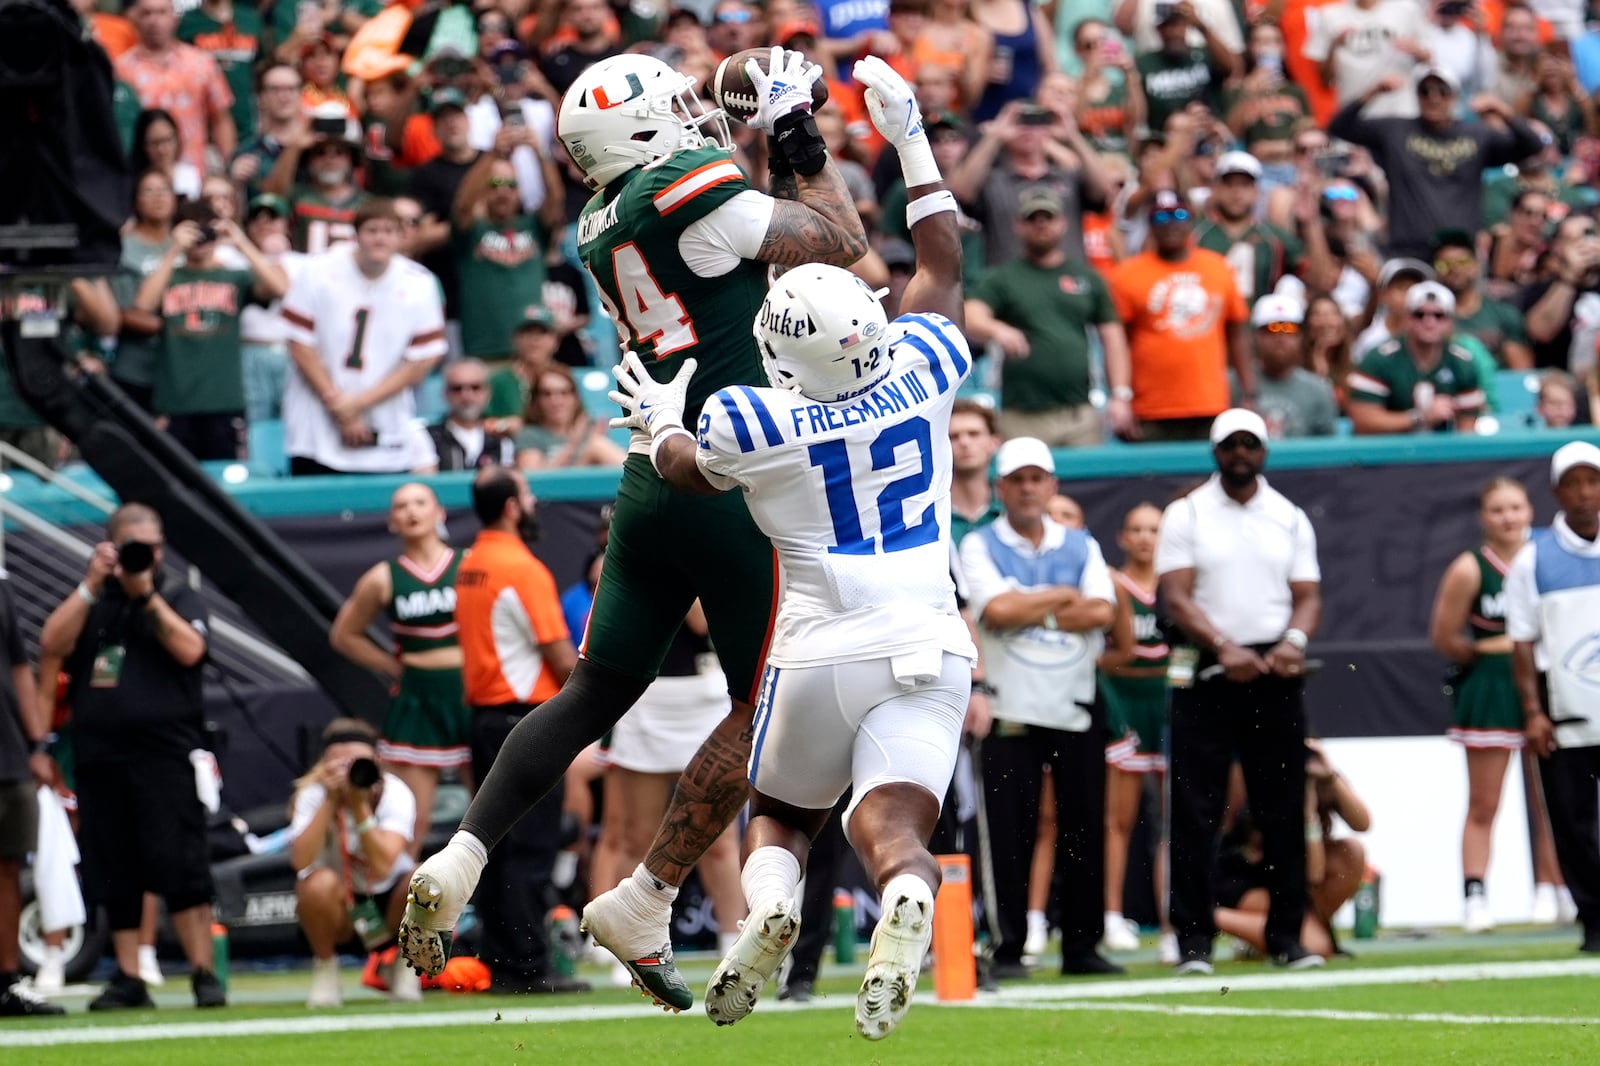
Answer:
[
  {"xmin": 696, "ymin": 312, "xmax": 978, "ymax": 670},
  {"xmin": 576, "ymin": 144, "xmax": 771, "ymax": 418}
]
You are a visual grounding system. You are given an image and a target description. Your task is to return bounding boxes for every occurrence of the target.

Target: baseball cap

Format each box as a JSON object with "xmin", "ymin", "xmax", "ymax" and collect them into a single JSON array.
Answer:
[
  {"xmin": 776, "ymin": 19, "xmax": 820, "ymax": 44},
  {"xmin": 879, "ymin": 238, "xmax": 916, "ymax": 271},
  {"xmin": 1415, "ymin": 65, "xmax": 1461, "ymax": 94},
  {"xmin": 1251, "ymin": 293, "xmax": 1305, "ymax": 328},
  {"xmin": 1216, "ymin": 151, "xmax": 1262, "ymax": 181},
  {"xmin": 247, "ymin": 193, "xmax": 288, "ymax": 218},
  {"xmin": 430, "ymin": 88, "xmax": 468, "ymax": 115},
  {"xmin": 1149, "ymin": 189, "xmax": 1186, "ymax": 216},
  {"xmin": 995, "ymin": 436, "xmax": 1056, "ymax": 478},
  {"xmin": 1017, "ymin": 186, "xmax": 1064, "ymax": 219},
  {"xmin": 515, "ymin": 306, "xmax": 555, "ymax": 332},
  {"xmin": 1406, "ymin": 280, "xmax": 1456, "ymax": 314},
  {"xmin": 1210, "ymin": 408, "xmax": 1269, "ymax": 447},
  {"xmin": 926, "ymin": 110, "xmax": 967, "ymax": 136},
  {"xmin": 1551, "ymin": 441, "xmax": 1600, "ymax": 486},
  {"xmin": 1377, "ymin": 257, "xmax": 1434, "ymax": 289}
]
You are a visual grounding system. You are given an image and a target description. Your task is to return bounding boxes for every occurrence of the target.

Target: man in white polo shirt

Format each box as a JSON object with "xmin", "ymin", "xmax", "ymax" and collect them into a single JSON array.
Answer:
[
  {"xmin": 960, "ymin": 437, "xmax": 1121, "ymax": 979},
  {"xmin": 1156, "ymin": 408, "xmax": 1324, "ymax": 974},
  {"xmin": 1506, "ymin": 441, "xmax": 1600, "ymax": 954}
]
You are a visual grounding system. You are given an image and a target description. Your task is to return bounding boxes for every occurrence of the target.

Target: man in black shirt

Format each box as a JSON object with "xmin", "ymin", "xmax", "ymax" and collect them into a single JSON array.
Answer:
[
  {"xmin": 407, "ymin": 89, "xmax": 480, "ymax": 319},
  {"xmin": 0, "ymin": 572, "xmax": 66, "ymax": 1016},
  {"xmin": 39, "ymin": 503, "xmax": 226, "ymax": 1010},
  {"xmin": 540, "ymin": 0, "xmax": 623, "ymax": 98}
]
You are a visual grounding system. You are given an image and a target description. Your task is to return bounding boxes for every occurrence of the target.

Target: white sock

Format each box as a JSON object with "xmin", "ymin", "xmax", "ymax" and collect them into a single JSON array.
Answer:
[
  {"xmin": 1105, "ymin": 910, "xmax": 1125, "ymax": 925},
  {"xmin": 449, "ymin": 830, "xmax": 490, "ymax": 879},
  {"xmin": 43, "ymin": 945, "xmax": 63, "ymax": 964},
  {"xmin": 718, "ymin": 931, "xmax": 740, "ymax": 956},
  {"xmin": 312, "ymin": 956, "xmax": 339, "ymax": 973},
  {"xmin": 881, "ymin": 873, "xmax": 935, "ymax": 911},
  {"xmin": 138, "ymin": 945, "xmax": 158, "ymax": 967},
  {"xmin": 1028, "ymin": 909, "xmax": 1048, "ymax": 928},
  {"xmin": 742, "ymin": 847, "xmax": 802, "ymax": 914},
  {"xmin": 632, "ymin": 863, "xmax": 680, "ymax": 903}
]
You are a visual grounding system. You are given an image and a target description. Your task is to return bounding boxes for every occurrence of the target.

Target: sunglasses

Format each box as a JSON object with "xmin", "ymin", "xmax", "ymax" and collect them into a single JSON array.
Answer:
[
  {"xmin": 1260, "ymin": 321, "xmax": 1299, "ymax": 335},
  {"xmin": 1418, "ymin": 83, "xmax": 1455, "ymax": 98},
  {"xmin": 1434, "ymin": 255, "xmax": 1475, "ymax": 271},
  {"xmin": 488, "ymin": 177, "xmax": 519, "ymax": 189},
  {"xmin": 716, "ymin": 8, "xmax": 752, "ymax": 21},
  {"xmin": 1323, "ymin": 186, "xmax": 1358, "ymax": 202},
  {"xmin": 1216, "ymin": 435, "xmax": 1263, "ymax": 453},
  {"xmin": 396, "ymin": 215, "xmax": 422, "ymax": 226},
  {"xmin": 1152, "ymin": 209, "xmax": 1190, "ymax": 225},
  {"xmin": 446, "ymin": 382, "xmax": 486, "ymax": 392},
  {"xmin": 1410, "ymin": 309, "xmax": 1450, "ymax": 321}
]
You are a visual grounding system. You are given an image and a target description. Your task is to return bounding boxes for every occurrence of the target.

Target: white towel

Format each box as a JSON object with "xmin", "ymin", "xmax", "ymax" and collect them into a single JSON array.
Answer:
[{"xmin": 34, "ymin": 787, "xmax": 86, "ymax": 934}]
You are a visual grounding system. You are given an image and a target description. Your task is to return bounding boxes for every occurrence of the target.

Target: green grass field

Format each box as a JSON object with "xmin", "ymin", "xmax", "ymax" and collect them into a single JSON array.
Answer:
[{"xmin": 6, "ymin": 932, "xmax": 1599, "ymax": 1065}]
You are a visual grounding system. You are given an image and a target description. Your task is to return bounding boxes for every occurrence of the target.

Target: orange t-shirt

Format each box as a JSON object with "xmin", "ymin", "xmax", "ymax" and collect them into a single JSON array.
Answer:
[
  {"xmin": 1108, "ymin": 248, "xmax": 1248, "ymax": 421},
  {"xmin": 92, "ymin": 13, "xmax": 138, "ymax": 60},
  {"xmin": 455, "ymin": 529, "xmax": 569, "ymax": 707}
]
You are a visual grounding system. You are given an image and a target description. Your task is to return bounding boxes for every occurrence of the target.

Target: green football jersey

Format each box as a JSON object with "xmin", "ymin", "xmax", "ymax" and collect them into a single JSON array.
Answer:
[
  {"xmin": 576, "ymin": 145, "xmax": 769, "ymax": 418},
  {"xmin": 290, "ymin": 185, "xmax": 369, "ymax": 254},
  {"xmin": 1348, "ymin": 336, "xmax": 1486, "ymax": 417},
  {"xmin": 154, "ymin": 267, "xmax": 253, "ymax": 415}
]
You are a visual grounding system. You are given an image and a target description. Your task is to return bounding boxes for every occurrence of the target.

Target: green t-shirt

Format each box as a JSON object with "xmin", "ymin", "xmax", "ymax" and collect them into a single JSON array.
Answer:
[
  {"xmin": 880, "ymin": 179, "xmax": 987, "ymax": 288},
  {"xmin": 177, "ymin": 7, "xmax": 262, "ymax": 141},
  {"xmin": 154, "ymin": 266, "xmax": 254, "ymax": 415},
  {"xmin": 1454, "ymin": 297, "xmax": 1527, "ymax": 367},
  {"xmin": 1219, "ymin": 81, "xmax": 1310, "ymax": 148},
  {"xmin": 950, "ymin": 499, "xmax": 1002, "ymax": 551},
  {"xmin": 1349, "ymin": 336, "xmax": 1487, "ymax": 422},
  {"xmin": 1136, "ymin": 48, "xmax": 1226, "ymax": 132},
  {"xmin": 577, "ymin": 144, "xmax": 770, "ymax": 419},
  {"xmin": 454, "ymin": 216, "xmax": 548, "ymax": 360},
  {"xmin": 487, "ymin": 366, "xmax": 528, "ymax": 420},
  {"xmin": 971, "ymin": 259, "xmax": 1116, "ymax": 411},
  {"xmin": 111, "ymin": 233, "xmax": 173, "ymax": 388},
  {"xmin": 113, "ymin": 79, "xmax": 142, "ymax": 157},
  {"xmin": 512, "ymin": 423, "xmax": 562, "ymax": 461},
  {"xmin": 1479, "ymin": 174, "xmax": 1597, "ymax": 229},
  {"xmin": 1192, "ymin": 219, "xmax": 1303, "ymax": 305}
]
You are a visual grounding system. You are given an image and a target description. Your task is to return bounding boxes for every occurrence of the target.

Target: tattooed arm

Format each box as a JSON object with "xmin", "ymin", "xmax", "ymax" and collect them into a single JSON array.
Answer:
[{"xmin": 756, "ymin": 160, "xmax": 870, "ymax": 269}]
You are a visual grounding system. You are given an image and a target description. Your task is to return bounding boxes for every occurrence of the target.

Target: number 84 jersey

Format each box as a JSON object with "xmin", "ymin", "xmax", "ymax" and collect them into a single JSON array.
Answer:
[
  {"xmin": 577, "ymin": 144, "xmax": 772, "ymax": 419},
  {"xmin": 697, "ymin": 312, "xmax": 979, "ymax": 669}
]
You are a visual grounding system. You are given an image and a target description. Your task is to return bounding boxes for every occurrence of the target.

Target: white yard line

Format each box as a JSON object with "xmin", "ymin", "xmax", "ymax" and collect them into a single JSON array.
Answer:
[{"xmin": 6, "ymin": 957, "xmax": 1599, "ymax": 1047}]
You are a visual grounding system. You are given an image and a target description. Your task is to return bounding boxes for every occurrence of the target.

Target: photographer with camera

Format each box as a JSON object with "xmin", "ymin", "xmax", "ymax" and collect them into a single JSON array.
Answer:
[
  {"xmin": 38, "ymin": 503, "xmax": 225, "ymax": 1010},
  {"xmin": 289, "ymin": 718, "xmax": 419, "ymax": 1008}
]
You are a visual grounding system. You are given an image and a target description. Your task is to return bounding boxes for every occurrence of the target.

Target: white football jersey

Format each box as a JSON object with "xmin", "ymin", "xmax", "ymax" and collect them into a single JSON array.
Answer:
[
  {"xmin": 281, "ymin": 247, "xmax": 448, "ymax": 472},
  {"xmin": 696, "ymin": 312, "xmax": 979, "ymax": 668}
]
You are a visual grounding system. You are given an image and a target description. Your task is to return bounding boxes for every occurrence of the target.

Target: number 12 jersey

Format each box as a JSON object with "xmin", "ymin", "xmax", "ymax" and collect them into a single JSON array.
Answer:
[{"xmin": 695, "ymin": 312, "xmax": 978, "ymax": 670}]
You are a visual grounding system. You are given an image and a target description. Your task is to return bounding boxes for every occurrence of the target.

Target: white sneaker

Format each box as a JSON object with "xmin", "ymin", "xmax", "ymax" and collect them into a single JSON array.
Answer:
[
  {"xmin": 704, "ymin": 898, "xmax": 801, "ymax": 1027},
  {"xmin": 1023, "ymin": 911, "xmax": 1049, "ymax": 958},
  {"xmin": 1157, "ymin": 932, "xmax": 1180, "ymax": 966},
  {"xmin": 1559, "ymin": 886, "xmax": 1579, "ymax": 925},
  {"xmin": 34, "ymin": 956, "xmax": 65, "ymax": 996},
  {"xmin": 307, "ymin": 957, "xmax": 342, "ymax": 1009},
  {"xmin": 582, "ymin": 877, "xmax": 693, "ymax": 1012},
  {"xmin": 1174, "ymin": 958, "xmax": 1214, "ymax": 976},
  {"xmin": 387, "ymin": 955, "xmax": 423, "ymax": 1003},
  {"xmin": 137, "ymin": 945, "xmax": 164, "ymax": 987},
  {"xmin": 1463, "ymin": 891, "xmax": 1495, "ymax": 934},
  {"xmin": 399, "ymin": 844, "xmax": 482, "ymax": 978},
  {"xmin": 1101, "ymin": 914, "xmax": 1141, "ymax": 953},
  {"xmin": 855, "ymin": 888, "xmax": 935, "ymax": 1042},
  {"xmin": 1532, "ymin": 883, "xmax": 1560, "ymax": 925}
]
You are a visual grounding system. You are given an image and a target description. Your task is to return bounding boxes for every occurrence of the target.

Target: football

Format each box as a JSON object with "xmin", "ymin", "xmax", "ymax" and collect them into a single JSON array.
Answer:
[{"xmin": 711, "ymin": 48, "xmax": 830, "ymax": 125}]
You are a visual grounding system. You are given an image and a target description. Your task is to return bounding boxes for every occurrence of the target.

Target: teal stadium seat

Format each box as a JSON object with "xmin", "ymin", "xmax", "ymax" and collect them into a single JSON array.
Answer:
[
  {"xmin": 1493, "ymin": 369, "xmax": 1541, "ymax": 431},
  {"xmin": 247, "ymin": 419, "xmax": 287, "ymax": 477}
]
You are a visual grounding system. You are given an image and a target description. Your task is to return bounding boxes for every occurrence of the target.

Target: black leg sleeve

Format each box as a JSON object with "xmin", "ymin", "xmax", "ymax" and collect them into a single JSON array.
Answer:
[{"xmin": 460, "ymin": 659, "xmax": 652, "ymax": 848}]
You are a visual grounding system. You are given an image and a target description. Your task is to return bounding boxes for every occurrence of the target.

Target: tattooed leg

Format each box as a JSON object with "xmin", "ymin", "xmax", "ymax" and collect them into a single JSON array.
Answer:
[{"xmin": 644, "ymin": 701, "xmax": 757, "ymax": 886}]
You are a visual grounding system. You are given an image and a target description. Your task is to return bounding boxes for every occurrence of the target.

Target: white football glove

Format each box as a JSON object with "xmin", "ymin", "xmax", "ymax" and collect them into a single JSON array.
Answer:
[
  {"xmin": 745, "ymin": 46, "xmax": 816, "ymax": 133},
  {"xmin": 853, "ymin": 55, "xmax": 924, "ymax": 149},
  {"xmin": 609, "ymin": 352, "xmax": 697, "ymax": 438}
]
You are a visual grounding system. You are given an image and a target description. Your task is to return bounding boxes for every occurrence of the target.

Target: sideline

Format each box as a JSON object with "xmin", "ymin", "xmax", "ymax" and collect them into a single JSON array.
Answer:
[{"xmin": 5, "ymin": 956, "xmax": 1599, "ymax": 1047}]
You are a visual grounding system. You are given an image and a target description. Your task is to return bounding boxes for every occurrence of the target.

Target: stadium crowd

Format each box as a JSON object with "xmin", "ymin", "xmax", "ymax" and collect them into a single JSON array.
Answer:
[{"xmin": 5, "ymin": 0, "xmax": 1600, "ymax": 1022}]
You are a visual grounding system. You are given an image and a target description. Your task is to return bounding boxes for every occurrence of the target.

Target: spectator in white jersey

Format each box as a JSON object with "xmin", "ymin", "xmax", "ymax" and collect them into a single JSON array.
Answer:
[
  {"xmin": 606, "ymin": 56, "xmax": 976, "ymax": 1043},
  {"xmin": 281, "ymin": 199, "xmax": 448, "ymax": 476}
]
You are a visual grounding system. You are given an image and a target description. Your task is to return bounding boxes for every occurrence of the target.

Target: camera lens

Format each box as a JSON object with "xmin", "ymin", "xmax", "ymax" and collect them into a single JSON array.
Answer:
[
  {"xmin": 118, "ymin": 540, "xmax": 155, "ymax": 574},
  {"xmin": 347, "ymin": 757, "xmax": 380, "ymax": 789}
]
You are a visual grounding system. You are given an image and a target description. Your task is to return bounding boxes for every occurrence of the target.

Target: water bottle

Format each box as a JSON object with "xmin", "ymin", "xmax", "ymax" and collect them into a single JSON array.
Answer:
[
  {"xmin": 210, "ymin": 922, "xmax": 230, "ymax": 991},
  {"xmin": 1352, "ymin": 866, "xmax": 1380, "ymax": 940},
  {"xmin": 833, "ymin": 891, "xmax": 856, "ymax": 964},
  {"xmin": 546, "ymin": 905, "xmax": 581, "ymax": 976}
]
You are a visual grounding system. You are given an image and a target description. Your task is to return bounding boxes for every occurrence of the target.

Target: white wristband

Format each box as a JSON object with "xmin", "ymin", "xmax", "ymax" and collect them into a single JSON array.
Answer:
[
  {"xmin": 906, "ymin": 190, "xmax": 958, "ymax": 229},
  {"xmin": 898, "ymin": 135, "xmax": 942, "ymax": 189},
  {"xmin": 1284, "ymin": 628, "xmax": 1309, "ymax": 651},
  {"xmin": 76, "ymin": 582, "xmax": 99, "ymax": 605},
  {"xmin": 648, "ymin": 425, "xmax": 695, "ymax": 474}
]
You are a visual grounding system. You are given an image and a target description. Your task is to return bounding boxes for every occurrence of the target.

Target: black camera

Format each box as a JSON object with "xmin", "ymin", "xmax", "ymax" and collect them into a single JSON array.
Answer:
[
  {"xmin": 347, "ymin": 756, "xmax": 380, "ymax": 789},
  {"xmin": 117, "ymin": 539, "xmax": 155, "ymax": 574},
  {"xmin": 310, "ymin": 114, "xmax": 348, "ymax": 138}
]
